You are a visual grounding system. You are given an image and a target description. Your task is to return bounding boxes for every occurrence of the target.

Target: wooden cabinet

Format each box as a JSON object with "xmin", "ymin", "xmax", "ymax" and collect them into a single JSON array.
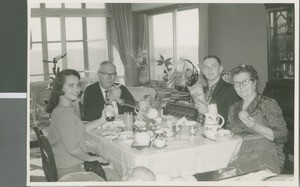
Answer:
[
  {"xmin": 263, "ymin": 4, "xmax": 295, "ymax": 174},
  {"xmin": 265, "ymin": 4, "xmax": 294, "ymax": 80}
]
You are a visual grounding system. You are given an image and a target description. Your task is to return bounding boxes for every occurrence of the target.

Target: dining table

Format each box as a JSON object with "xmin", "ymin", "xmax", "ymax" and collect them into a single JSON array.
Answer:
[{"xmin": 84, "ymin": 115, "xmax": 245, "ymax": 180}]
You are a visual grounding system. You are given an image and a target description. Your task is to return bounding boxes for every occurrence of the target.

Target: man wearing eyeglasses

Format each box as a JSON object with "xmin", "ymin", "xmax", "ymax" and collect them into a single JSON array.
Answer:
[
  {"xmin": 83, "ymin": 61, "xmax": 136, "ymax": 121},
  {"xmin": 201, "ymin": 55, "xmax": 240, "ymax": 126}
]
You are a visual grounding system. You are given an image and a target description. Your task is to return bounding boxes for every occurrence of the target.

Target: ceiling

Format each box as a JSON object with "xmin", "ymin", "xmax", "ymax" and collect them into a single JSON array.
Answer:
[{"xmin": 131, "ymin": 3, "xmax": 174, "ymax": 11}]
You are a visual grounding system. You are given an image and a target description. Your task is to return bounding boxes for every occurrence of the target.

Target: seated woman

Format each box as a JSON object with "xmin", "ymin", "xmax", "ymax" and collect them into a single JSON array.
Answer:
[
  {"xmin": 227, "ymin": 64, "xmax": 288, "ymax": 173},
  {"xmin": 45, "ymin": 69, "xmax": 120, "ymax": 180}
]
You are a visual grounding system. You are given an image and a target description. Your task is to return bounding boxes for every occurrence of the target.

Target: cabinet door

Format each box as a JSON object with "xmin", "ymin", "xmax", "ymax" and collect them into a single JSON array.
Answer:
[{"xmin": 266, "ymin": 5, "xmax": 294, "ymax": 80}]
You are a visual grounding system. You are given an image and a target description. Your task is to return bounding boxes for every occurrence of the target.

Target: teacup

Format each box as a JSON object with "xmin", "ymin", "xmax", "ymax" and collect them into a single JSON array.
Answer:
[{"xmin": 154, "ymin": 138, "xmax": 166, "ymax": 148}]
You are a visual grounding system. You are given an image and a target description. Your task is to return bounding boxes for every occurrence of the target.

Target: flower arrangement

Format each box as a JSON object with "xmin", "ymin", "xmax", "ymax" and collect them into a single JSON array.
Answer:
[
  {"xmin": 131, "ymin": 49, "xmax": 150, "ymax": 85},
  {"xmin": 132, "ymin": 48, "xmax": 148, "ymax": 69},
  {"xmin": 134, "ymin": 95, "xmax": 167, "ymax": 132}
]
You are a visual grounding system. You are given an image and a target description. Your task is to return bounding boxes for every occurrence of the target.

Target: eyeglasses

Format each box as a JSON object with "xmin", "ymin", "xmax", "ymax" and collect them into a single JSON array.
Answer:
[
  {"xmin": 99, "ymin": 71, "xmax": 117, "ymax": 78},
  {"xmin": 232, "ymin": 79, "xmax": 253, "ymax": 88}
]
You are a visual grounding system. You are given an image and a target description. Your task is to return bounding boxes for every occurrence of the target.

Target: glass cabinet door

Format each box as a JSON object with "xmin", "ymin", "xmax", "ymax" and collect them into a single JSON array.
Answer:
[{"xmin": 266, "ymin": 4, "xmax": 294, "ymax": 80}]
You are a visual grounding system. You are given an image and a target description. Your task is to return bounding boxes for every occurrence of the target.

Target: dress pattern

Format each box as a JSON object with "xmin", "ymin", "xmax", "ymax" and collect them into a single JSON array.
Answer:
[{"xmin": 227, "ymin": 94, "xmax": 288, "ymax": 171}]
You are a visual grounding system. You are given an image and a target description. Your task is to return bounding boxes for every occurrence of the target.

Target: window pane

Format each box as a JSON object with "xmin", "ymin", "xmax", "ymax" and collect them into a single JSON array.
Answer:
[
  {"xmin": 87, "ymin": 41, "xmax": 108, "ymax": 76},
  {"xmin": 113, "ymin": 46, "xmax": 125, "ymax": 84},
  {"xmin": 30, "ymin": 43, "xmax": 44, "ymax": 82},
  {"xmin": 67, "ymin": 42, "xmax": 84, "ymax": 73},
  {"xmin": 64, "ymin": 3, "xmax": 82, "ymax": 8},
  {"xmin": 86, "ymin": 3, "xmax": 106, "ymax": 8},
  {"xmin": 152, "ymin": 13, "xmax": 173, "ymax": 80},
  {"xmin": 177, "ymin": 9, "xmax": 199, "ymax": 69},
  {"xmin": 46, "ymin": 18, "xmax": 61, "ymax": 41},
  {"xmin": 48, "ymin": 43, "xmax": 62, "ymax": 76},
  {"xmin": 87, "ymin": 18, "xmax": 106, "ymax": 40},
  {"xmin": 31, "ymin": 18, "xmax": 41, "ymax": 42},
  {"xmin": 66, "ymin": 18, "xmax": 83, "ymax": 40},
  {"xmin": 45, "ymin": 3, "xmax": 61, "ymax": 8}
]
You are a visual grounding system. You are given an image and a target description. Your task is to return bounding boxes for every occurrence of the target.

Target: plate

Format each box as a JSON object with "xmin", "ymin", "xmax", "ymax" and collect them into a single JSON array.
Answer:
[
  {"xmin": 119, "ymin": 131, "xmax": 133, "ymax": 140},
  {"xmin": 131, "ymin": 141, "xmax": 151, "ymax": 150},
  {"xmin": 216, "ymin": 129, "xmax": 234, "ymax": 140},
  {"xmin": 152, "ymin": 144, "xmax": 167, "ymax": 149},
  {"xmin": 104, "ymin": 135, "xmax": 119, "ymax": 141},
  {"xmin": 121, "ymin": 139, "xmax": 134, "ymax": 146},
  {"xmin": 102, "ymin": 120, "xmax": 125, "ymax": 129}
]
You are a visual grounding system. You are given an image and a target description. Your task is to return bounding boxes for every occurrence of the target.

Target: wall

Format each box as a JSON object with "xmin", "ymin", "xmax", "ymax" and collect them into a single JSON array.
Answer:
[{"xmin": 208, "ymin": 4, "xmax": 268, "ymax": 93}]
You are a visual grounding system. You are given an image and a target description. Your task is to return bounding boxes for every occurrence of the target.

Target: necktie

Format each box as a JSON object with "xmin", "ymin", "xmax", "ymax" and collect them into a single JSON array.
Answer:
[
  {"xmin": 104, "ymin": 90, "xmax": 109, "ymax": 98},
  {"xmin": 205, "ymin": 88, "xmax": 213, "ymax": 102}
]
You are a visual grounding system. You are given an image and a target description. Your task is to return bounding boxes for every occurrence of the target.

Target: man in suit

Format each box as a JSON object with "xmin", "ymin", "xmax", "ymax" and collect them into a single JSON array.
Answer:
[
  {"xmin": 83, "ymin": 61, "xmax": 136, "ymax": 121},
  {"xmin": 201, "ymin": 55, "xmax": 240, "ymax": 127}
]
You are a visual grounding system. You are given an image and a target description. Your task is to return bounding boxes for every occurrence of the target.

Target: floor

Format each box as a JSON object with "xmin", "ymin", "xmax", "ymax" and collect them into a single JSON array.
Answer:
[{"xmin": 29, "ymin": 147, "xmax": 47, "ymax": 182}]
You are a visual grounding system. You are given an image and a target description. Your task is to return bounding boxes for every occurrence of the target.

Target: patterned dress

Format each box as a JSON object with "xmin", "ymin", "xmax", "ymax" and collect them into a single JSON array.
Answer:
[{"xmin": 227, "ymin": 94, "xmax": 288, "ymax": 171}]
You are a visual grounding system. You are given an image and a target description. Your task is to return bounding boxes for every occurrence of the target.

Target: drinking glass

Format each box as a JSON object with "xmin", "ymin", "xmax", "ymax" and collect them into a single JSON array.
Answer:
[{"xmin": 123, "ymin": 111, "xmax": 133, "ymax": 132}]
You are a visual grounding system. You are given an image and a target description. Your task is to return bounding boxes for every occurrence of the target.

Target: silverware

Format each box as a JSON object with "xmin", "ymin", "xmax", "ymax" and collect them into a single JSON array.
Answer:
[
  {"xmin": 201, "ymin": 134, "xmax": 216, "ymax": 142},
  {"xmin": 110, "ymin": 137, "xmax": 119, "ymax": 142}
]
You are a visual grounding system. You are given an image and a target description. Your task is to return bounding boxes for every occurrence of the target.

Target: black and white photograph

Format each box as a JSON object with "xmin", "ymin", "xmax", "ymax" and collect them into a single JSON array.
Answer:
[{"xmin": 27, "ymin": 0, "xmax": 299, "ymax": 186}]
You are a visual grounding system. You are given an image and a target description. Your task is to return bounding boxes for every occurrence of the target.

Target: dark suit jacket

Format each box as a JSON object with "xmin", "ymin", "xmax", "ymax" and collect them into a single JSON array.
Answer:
[
  {"xmin": 204, "ymin": 78, "xmax": 241, "ymax": 127},
  {"xmin": 83, "ymin": 82, "xmax": 136, "ymax": 121}
]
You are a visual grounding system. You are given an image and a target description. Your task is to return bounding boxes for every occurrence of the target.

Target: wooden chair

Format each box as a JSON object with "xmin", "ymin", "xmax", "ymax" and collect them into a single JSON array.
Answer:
[{"xmin": 32, "ymin": 127, "xmax": 105, "ymax": 182}]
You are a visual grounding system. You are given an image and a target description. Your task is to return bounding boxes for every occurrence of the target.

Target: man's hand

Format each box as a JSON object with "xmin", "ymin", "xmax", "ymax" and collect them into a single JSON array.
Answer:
[{"xmin": 107, "ymin": 84, "xmax": 122, "ymax": 102}]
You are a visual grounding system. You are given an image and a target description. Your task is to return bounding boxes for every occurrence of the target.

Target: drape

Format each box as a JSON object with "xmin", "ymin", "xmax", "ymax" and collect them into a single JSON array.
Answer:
[
  {"xmin": 198, "ymin": 4, "xmax": 209, "ymax": 87},
  {"xmin": 137, "ymin": 14, "xmax": 149, "ymax": 51},
  {"xmin": 107, "ymin": 3, "xmax": 137, "ymax": 86}
]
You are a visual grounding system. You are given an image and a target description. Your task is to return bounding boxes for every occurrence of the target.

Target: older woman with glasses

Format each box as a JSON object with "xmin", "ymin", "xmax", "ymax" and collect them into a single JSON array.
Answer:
[{"xmin": 226, "ymin": 64, "xmax": 288, "ymax": 173}]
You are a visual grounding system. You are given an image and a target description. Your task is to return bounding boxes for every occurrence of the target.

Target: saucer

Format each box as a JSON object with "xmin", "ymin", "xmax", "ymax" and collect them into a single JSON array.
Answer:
[{"xmin": 216, "ymin": 129, "xmax": 234, "ymax": 140}]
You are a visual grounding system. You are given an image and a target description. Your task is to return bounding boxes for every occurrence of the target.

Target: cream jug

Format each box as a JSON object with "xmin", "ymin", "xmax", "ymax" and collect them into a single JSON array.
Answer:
[
  {"xmin": 204, "ymin": 113, "xmax": 225, "ymax": 139},
  {"xmin": 203, "ymin": 102, "xmax": 224, "ymax": 139}
]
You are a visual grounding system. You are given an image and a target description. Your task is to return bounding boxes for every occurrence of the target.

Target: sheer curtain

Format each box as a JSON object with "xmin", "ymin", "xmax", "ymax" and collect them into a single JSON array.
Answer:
[
  {"xmin": 107, "ymin": 3, "xmax": 137, "ymax": 86},
  {"xmin": 198, "ymin": 4, "xmax": 209, "ymax": 86}
]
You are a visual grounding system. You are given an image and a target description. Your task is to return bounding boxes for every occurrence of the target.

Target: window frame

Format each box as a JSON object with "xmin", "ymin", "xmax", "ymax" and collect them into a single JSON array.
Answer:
[
  {"xmin": 145, "ymin": 4, "xmax": 199, "ymax": 79},
  {"xmin": 30, "ymin": 3, "xmax": 113, "ymax": 81}
]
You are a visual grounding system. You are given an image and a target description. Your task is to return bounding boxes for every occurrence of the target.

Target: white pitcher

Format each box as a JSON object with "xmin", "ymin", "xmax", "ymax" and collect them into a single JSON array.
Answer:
[{"xmin": 203, "ymin": 113, "xmax": 225, "ymax": 139}]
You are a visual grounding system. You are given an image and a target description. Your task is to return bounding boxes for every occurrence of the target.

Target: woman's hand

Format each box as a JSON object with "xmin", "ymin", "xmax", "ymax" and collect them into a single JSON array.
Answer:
[
  {"xmin": 88, "ymin": 156, "xmax": 109, "ymax": 164},
  {"xmin": 239, "ymin": 114, "xmax": 274, "ymax": 141},
  {"xmin": 239, "ymin": 114, "xmax": 257, "ymax": 129}
]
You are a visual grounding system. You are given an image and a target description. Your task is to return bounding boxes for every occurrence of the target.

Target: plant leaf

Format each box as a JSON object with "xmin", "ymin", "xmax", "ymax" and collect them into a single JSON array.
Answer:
[
  {"xmin": 157, "ymin": 60, "xmax": 164, "ymax": 66},
  {"xmin": 159, "ymin": 55, "xmax": 164, "ymax": 61},
  {"xmin": 165, "ymin": 60, "xmax": 172, "ymax": 68},
  {"xmin": 165, "ymin": 58, "xmax": 172, "ymax": 62}
]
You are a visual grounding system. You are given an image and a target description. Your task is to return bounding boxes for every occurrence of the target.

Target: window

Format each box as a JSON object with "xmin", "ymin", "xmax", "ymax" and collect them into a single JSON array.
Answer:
[
  {"xmin": 149, "ymin": 7, "xmax": 199, "ymax": 80},
  {"xmin": 30, "ymin": 3, "xmax": 124, "ymax": 83}
]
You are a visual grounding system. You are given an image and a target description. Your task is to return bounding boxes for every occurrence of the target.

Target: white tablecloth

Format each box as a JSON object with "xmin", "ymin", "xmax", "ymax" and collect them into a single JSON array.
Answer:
[{"xmin": 84, "ymin": 125, "xmax": 243, "ymax": 179}]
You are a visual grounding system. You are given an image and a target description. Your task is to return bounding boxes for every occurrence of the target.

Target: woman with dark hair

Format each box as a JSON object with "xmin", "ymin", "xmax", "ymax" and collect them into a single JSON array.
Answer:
[
  {"xmin": 227, "ymin": 64, "xmax": 288, "ymax": 173},
  {"xmin": 46, "ymin": 69, "xmax": 109, "ymax": 179}
]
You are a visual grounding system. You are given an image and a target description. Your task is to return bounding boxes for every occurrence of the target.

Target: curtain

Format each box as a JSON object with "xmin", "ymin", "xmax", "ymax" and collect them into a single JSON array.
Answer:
[
  {"xmin": 137, "ymin": 14, "xmax": 149, "ymax": 51},
  {"xmin": 107, "ymin": 3, "xmax": 137, "ymax": 86},
  {"xmin": 198, "ymin": 4, "xmax": 209, "ymax": 87}
]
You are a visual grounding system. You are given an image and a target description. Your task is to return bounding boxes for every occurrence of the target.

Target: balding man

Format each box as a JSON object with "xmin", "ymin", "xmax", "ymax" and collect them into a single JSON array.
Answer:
[
  {"xmin": 83, "ymin": 61, "xmax": 136, "ymax": 121},
  {"xmin": 124, "ymin": 166, "xmax": 156, "ymax": 181}
]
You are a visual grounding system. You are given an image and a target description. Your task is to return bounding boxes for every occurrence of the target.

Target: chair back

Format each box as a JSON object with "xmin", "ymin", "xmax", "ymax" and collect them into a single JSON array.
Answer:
[{"xmin": 32, "ymin": 127, "xmax": 59, "ymax": 181}]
